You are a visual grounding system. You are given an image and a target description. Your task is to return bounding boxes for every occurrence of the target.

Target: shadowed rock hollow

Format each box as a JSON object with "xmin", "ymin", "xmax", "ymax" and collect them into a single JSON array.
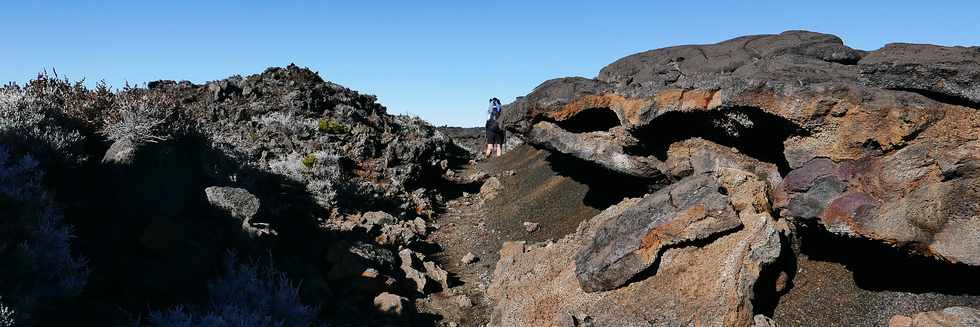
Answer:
[{"xmin": 491, "ymin": 30, "xmax": 980, "ymax": 327}]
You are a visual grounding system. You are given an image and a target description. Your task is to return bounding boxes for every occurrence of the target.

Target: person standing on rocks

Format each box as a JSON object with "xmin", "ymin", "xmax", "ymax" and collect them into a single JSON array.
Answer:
[{"xmin": 484, "ymin": 97, "xmax": 504, "ymax": 158}]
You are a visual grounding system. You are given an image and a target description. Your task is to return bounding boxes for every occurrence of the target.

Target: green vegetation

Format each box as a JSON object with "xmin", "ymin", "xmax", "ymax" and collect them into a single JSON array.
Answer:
[
  {"xmin": 317, "ymin": 118, "xmax": 348, "ymax": 134},
  {"xmin": 302, "ymin": 153, "xmax": 317, "ymax": 168}
]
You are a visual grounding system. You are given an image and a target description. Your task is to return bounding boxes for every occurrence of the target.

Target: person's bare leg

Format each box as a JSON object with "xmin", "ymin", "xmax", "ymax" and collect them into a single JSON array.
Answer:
[
  {"xmin": 495, "ymin": 144, "xmax": 502, "ymax": 157},
  {"xmin": 485, "ymin": 144, "xmax": 493, "ymax": 158}
]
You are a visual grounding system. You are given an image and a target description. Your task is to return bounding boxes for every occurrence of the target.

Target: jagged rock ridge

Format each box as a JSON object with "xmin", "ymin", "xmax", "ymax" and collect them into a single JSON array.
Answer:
[{"xmin": 0, "ymin": 65, "xmax": 470, "ymax": 326}]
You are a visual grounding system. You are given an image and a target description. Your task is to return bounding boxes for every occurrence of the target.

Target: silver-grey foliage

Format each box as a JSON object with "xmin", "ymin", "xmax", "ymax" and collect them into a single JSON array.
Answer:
[
  {"xmin": 0, "ymin": 145, "xmax": 90, "ymax": 325},
  {"xmin": 0, "ymin": 298, "xmax": 13, "ymax": 327},
  {"xmin": 0, "ymin": 86, "xmax": 85, "ymax": 161},
  {"xmin": 100, "ymin": 91, "xmax": 172, "ymax": 145},
  {"xmin": 146, "ymin": 253, "xmax": 315, "ymax": 327}
]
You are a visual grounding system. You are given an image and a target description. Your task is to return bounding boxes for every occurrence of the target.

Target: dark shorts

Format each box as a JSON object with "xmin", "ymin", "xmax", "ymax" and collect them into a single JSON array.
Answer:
[{"xmin": 485, "ymin": 121, "xmax": 504, "ymax": 145}]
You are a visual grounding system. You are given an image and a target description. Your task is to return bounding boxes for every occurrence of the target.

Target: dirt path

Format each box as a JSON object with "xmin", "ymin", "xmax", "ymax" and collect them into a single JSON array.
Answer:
[{"xmin": 416, "ymin": 144, "xmax": 645, "ymax": 326}]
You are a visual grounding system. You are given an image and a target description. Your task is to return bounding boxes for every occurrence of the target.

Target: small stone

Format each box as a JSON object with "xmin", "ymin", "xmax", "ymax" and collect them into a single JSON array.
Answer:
[
  {"xmin": 374, "ymin": 292, "xmax": 407, "ymax": 316},
  {"xmin": 452, "ymin": 294, "xmax": 473, "ymax": 308},
  {"xmin": 753, "ymin": 315, "xmax": 778, "ymax": 327},
  {"xmin": 480, "ymin": 177, "xmax": 502, "ymax": 199},
  {"xmin": 461, "ymin": 252, "xmax": 478, "ymax": 264},
  {"xmin": 363, "ymin": 211, "xmax": 398, "ymax": 226},
  {"xmin": 523, "ymin": 222, "xmax": 539, "ymax": 233},
  {"xmin": 774, "ymin": 271, "xmax": 790, "ymax": 293},
  {"xmin": 423, "ymin": 261, "xmax": 450, "ymax": 290},
  {"xmin": 399, "ymin": 249, "xmax": 428, "ymax": 293},
  {"xmin": 361, "ymin": 268, "xmax": 380, "ymax": 278}
]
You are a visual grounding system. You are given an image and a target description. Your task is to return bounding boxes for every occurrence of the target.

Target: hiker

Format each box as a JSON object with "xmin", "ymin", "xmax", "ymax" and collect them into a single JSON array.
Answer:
[{"xmin": 484, "ymin": 97, "xmax": 504, "ymax": 158}]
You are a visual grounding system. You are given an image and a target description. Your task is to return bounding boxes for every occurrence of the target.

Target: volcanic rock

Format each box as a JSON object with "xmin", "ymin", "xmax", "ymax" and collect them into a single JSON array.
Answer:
[
  {"xmin": 889, "ymin": 307, "xmax": 980, "ymax": 327},
  {"xmin": 399, "ymin": 249, "xmax": 428, "ymax": 293},
  {"xmin": 361, "ymin": 211, "xmax": 399, "ymax": 231},
  {"xmin": 205, "ymin": 186, "xmax": 271, "ymax": 238},
  {"xmin": 374, "ymin": 292, "xmax": 408, "ymax": 316},
  {"xmin": 522, "ymin": 222, "xmax": 539, "ymax": 233},
  {"xmin": 205, "ymin": 186, "xmax": 260, "ymax": 221},
  {"xmin": 501, "ymin": 29, "xmax": 980, "ymax": 271},
  {"xmin": 488, "ymin": 168, "xmax": 781, "ymax": 326},
  {"xmin": 859, "ymin": 43, "xmax": 980, "ymax": 105},
  {"xmin": 574, "ymin": 173, "xmax": 742, "ymax": 292},
  {"xmin": 461, "ymin": 252, "xmax": 478, "ymax": 265},
  {"xmin": 376, "ymin": 218, "xmax": 427, "ymax": 247},
  {"xmin": 423, "ymin": 260, "xmax": 450, "ymax": 291}
]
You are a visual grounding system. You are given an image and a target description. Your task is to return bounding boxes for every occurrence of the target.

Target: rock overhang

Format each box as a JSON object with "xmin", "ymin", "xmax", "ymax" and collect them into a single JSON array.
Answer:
[{"xmin": 489, "ymin": 30, "xmax": 980, "ymax": 326}]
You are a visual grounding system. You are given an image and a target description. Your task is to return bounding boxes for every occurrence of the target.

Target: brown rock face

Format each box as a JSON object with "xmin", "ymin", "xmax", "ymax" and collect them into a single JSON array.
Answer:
[
  {"xmin": 493, "ymin": 30, "xmax": 980, "ymax": 326},
  {"xmin": 489, "ymin": 168, "xmax": 781, "ymax": 327},
  {"xmin": 574, "ymin": 173, "xmax": 743, "ymax": 292}
]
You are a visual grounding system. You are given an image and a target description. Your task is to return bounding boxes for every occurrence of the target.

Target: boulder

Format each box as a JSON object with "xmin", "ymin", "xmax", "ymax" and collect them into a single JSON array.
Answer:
[
  {"xmin": 205, "ymin": 186, "xmax": 260, "ymax": 223},
  {"xmin": 488, "ymin": 169, "xmax": 781, "ymax": 326},
  {"xmin": 772, "ymin": 142, "xmax": 980, "ymax": 265},
  {"xmin": 102, "ymin": 140, "xmax": 202, "ymax": 222},
  {"xmin": 101, "ymin": 139, "xmax": 138, "ymax": 165},
  {"xmin": 373, "ymin": 292, "xmax": 408, "ymax": 316},
  {"xmin": 574, "ymin": 173, "xmax": 742, "ymax": 292},
  {"xmin": 205, "ymin": 186, "xmax": 272, "ymax": 238}
]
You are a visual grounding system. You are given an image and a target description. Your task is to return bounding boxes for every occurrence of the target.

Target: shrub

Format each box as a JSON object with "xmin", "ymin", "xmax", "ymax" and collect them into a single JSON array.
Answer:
[
  {"xmin": 0, "ymin": 298, "xmax": 13, "ymax": 327},
  {"xmin": 146, "ymin": 253, "xmax": 315, "ymax": 327},
  {"xmin": 0, "ymin": 145, "xmax": 89, "ymax": 325},
  {"xmin": 0, "ymin": 82, "xmax": 86, "ymax": 164},
  {"xmin": 301, "ymin": 153, "xmax": 317, "ymax": 168},
  {"xmin": 100, "ymin": 87, "xmax": 174, "ymax": 145},
  {"xmin": 269, "ymin": 151, "xmax": 346, "ymax": 208},
  {"xmin": 317, "ymin": 118, "xmax": 347, "ymax": 135}
]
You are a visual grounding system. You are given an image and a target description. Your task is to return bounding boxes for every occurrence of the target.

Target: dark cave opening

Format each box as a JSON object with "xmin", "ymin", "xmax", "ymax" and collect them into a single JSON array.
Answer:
[
  {"xmin": 795, "ymin": 220, "xmax": 980, "ymax": 295},
  {"xmin": 624, "ymin": 107, "xmax": 806, "ymax": 175},
  {"xmin": 552, "ymin": 107, "xmax": 621, "ymax": 133},
  {"xmin": 752, "ymin": 231, "xmax": 798, "ymax": 317},
  {"xmin": 542, "ymin": 147, "xmax": 662, "ymax": 210}
]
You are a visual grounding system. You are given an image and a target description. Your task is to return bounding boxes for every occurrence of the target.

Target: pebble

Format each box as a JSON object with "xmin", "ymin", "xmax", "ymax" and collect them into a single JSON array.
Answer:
[
  {"xmin": 523, "ymin": 221, "xmax": 539, "ymax": 233},
  {"xmin": 461, "ymin": 252, "xmax": 478, "ymax": 264},
  {"xmin": 452, "ymin": 294, "xmax": 473, "ymax": 308}
]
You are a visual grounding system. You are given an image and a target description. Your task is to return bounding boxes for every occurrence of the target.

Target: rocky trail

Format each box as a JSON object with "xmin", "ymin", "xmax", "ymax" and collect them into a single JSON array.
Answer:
[{"xmin": 418, "ymin": 144, "xmax": 641, "ymax": 326}]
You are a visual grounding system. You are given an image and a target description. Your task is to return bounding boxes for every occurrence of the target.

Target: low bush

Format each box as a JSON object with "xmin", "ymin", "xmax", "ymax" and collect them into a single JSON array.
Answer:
[
  {"xmin": 317, "ymin": 118, "xmax": 347, "ymax": 135},
  {"xmin": 100, "ymin": 87, "xmax": 175, "ymax": 145},
  {"xmin": 146, "ymin": 253, "xmax": 315, "ymax": 327},
  {"xmin": 0, "ymin": 298, "xmax": 13, "ymax": 327},
  {"xmin": 0, "ymin": 82, "xmax": 86, "ymax": 164},
  {"xmin": 0, "ymin": 145, "xmax": 90, "ymax": 325}
]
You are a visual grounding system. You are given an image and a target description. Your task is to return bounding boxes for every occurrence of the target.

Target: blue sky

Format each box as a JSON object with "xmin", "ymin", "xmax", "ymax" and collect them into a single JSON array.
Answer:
[{"xmin": 3, "ymin": 1, "xmax": 979, "ymax": 127}]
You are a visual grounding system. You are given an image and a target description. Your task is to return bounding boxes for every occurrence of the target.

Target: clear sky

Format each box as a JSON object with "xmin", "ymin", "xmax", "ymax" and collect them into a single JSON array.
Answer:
[{"xmin": 4, "ymin": 1, "xmax": 980, "ymax": 127}]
